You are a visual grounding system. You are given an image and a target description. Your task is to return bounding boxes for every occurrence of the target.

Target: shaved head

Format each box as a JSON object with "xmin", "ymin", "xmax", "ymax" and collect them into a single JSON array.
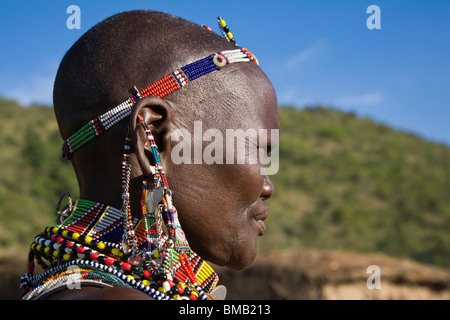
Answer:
[{"xmin": 53, "ymin": 10, "xmax": 237, "ymax": 138}]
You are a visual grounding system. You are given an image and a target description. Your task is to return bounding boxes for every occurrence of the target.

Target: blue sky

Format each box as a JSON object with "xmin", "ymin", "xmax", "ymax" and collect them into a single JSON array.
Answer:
[{"xmin": 0, "ymin": 0, "xmax": 449, "ymax": 145}]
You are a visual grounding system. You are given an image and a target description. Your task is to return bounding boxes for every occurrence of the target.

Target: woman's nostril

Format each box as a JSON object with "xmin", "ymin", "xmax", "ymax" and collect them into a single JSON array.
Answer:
[{"xmin": 261, "ymin": 178, "xmax": 274, "ymax": 200}]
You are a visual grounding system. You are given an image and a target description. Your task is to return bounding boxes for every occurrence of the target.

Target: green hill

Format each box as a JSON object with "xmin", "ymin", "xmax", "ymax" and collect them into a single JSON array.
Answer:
[
  {"xmin": 264, "ymin": 106, "xmax": 450, "ymax": 267},
  {"xmin": 0, "ymin": 97, "xmax": 78, "ymax": 256},
  {"xmin": 0, "ymin": 98, "xmax": 449, "ymax": 268}
]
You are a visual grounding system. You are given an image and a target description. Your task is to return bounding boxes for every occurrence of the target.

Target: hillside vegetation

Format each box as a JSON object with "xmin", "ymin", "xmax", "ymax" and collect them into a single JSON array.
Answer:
[
  {"xmin": 0, "ymin": 98, "xmax": 78, "ymax": 257},
  {"xmin": 0, "ymin": 98, "xmax": 449, "ymax": 269},
  {"xmin": 264, "ymin": 106, "xmax": 450, "ymax": 268}
]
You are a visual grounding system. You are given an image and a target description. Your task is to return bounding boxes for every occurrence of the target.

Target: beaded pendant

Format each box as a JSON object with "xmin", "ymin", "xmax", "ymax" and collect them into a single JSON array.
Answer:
[{"xmin": 218, "ymin": 16, "xmax": 237, "ymax": 45}]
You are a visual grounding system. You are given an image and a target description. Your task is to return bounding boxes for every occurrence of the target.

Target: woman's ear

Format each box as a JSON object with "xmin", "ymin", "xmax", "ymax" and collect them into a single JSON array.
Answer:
[{"xmin": 130, "ymin": 96, "xmax": 173, "ymax": 177}]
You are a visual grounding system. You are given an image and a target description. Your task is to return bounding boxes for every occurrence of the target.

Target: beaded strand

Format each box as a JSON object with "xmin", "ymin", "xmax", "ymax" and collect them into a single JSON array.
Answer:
[
  {"xmin": 218, "ymin": 16, "xmax": 237, "ymax": 45},
  {"xmin": 121, "ymin": 133, "xmax": 139, "ymax": 255},
  {"xmin": 22, "ymin": 260, "xmax": 175, "ymax": 300}
]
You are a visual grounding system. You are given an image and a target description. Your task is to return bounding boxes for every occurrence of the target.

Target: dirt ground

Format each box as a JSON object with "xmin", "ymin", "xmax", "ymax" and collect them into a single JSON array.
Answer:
[
  {"xmin": 2, "ymin": 249, "xmax": 449, "ymax": 300},
  {"xmin": 214, "ymin": 249, "xmax": 450, "ymax": 300}
]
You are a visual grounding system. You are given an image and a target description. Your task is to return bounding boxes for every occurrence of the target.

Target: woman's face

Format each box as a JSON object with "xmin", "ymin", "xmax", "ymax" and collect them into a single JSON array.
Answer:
[{"xmin": 166, "ymin": 64, "xmax": 279, "ymax": 270}]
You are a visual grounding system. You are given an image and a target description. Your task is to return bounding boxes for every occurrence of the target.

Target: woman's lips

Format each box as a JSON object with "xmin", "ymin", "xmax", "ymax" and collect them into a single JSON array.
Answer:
[
  {"xmin": 254, "ymin": 210, "xmax": 268, "ymax": 236},
  {"xmin": 255, "ymin": 219, "xmax": 266, "ymax": 236}
]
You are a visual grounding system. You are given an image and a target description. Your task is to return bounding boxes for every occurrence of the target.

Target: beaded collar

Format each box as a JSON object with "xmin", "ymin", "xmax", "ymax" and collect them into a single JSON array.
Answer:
[{"xmin": 21, "ymin": 223, "xmax": 220, "ymax": 300}]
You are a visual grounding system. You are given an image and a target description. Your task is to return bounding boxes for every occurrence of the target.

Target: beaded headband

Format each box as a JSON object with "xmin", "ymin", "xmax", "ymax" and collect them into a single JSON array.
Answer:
[{"xmin": 62, "ymin": 48, "xmax": 258, "ymax": 159}]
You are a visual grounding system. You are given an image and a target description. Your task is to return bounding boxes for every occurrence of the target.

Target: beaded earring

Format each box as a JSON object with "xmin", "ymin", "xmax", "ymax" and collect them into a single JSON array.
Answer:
[
  {"xmin": 120, "ymin": 132, "xmax": 140, "ymax": 259},
  {"xmin": 55, "ymin": 192, "xmax": 72, "ymax": 225},
  {"xmin": 137, "ymin": 115, "xmax": 189, "ymax": 250}
]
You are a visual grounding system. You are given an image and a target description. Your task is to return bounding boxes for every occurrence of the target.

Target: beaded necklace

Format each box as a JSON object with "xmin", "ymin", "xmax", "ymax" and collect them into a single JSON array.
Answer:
[{"xmin": 21, "ymin": 226, "xmax": 218, "ymax": 300}]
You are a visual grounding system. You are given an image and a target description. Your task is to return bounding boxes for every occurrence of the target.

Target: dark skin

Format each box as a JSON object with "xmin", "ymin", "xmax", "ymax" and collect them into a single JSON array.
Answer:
[{"xmin": 49, "ymin": 10, "xmax": 279, "ymax": 300}]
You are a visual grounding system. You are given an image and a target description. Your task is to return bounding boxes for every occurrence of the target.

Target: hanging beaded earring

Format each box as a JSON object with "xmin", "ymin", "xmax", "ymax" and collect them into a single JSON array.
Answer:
[
  {"xmin": 142, "ymin": 174, "xmax": 164, "ymax": 250},
  {"xmin": 120, "ymin": 132, "xmax": 140, "ymax": 260},
  {"xmin": 55, "ymin": 192, "xmax": 72, "ymax": 225},
  {"xmin": 137, "ymin": 114, "xmax": 190, "ymax": 257}
]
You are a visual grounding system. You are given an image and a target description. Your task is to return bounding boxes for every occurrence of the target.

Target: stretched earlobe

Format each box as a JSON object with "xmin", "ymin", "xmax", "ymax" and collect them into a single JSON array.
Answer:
[{"xmin": 130, "ymin": 96, "xmax": 173, "ymax": 177}]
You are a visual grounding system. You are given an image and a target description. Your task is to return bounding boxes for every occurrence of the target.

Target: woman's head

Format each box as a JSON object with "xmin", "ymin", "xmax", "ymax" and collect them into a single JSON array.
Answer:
[{"xmin": 53, "ymin": 10, "xmax": 279, "ymax": 270}]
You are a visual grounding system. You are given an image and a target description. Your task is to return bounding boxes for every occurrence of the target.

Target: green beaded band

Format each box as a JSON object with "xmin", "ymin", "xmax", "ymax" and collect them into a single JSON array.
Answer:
[{"xmin": 67, "ymin": 122, "xmax": 96, "ymax": 152}]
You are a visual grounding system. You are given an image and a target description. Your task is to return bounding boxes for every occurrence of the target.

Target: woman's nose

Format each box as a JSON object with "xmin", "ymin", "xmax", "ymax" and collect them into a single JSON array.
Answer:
[{"xmin": 260, "ymin": 176, "xmax": 274, "ymax": 201}]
